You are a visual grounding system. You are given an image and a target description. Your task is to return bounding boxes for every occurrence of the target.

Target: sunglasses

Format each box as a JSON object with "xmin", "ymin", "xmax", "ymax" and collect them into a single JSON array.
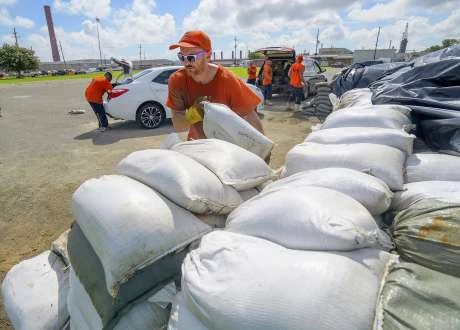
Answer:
[{"xmin": 177, "ymin": 51, "xmax": 207, "ymax": 63}]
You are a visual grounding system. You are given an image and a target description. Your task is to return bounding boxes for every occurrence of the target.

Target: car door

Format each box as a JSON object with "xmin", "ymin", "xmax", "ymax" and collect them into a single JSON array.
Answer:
[{"xmin": 150, "ymin": 69, "xmax": 178, "ymax": 108}]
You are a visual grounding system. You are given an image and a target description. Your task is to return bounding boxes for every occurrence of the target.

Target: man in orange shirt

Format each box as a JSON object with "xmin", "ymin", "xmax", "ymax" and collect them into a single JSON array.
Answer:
[
  {"xmin": 247, "ymin": 61, "xmax": 257, "ymax": 85},
  {"xmin": 289, "ymin": 55, "xmax": 306, "ymax": 111},
  {"xmin": 166, "ymin": 30, "xmax": 264, "ymax": 141},
  {"xmin": 84, "ymin": 72, "xmax": 113, "ymax": 131},
  {"xmin": 262, "ymin": 59, "xmax": 273, "ymax": 106}
]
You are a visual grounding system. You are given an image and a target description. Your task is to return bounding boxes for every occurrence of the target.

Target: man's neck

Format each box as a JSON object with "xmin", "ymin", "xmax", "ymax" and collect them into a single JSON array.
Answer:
[{"xmin": 191, "ymin": 63, "xmax": 218, "ymax": 84}]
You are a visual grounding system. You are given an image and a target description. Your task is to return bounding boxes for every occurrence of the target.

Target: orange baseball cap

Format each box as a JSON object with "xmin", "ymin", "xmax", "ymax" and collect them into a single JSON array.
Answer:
[{"xmin": 169, "ymin": 31, "xmax": 212, "ymax": 52}]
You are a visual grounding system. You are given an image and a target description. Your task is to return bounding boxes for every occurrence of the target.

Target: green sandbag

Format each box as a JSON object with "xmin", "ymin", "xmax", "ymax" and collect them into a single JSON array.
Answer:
[
  {"xmin": 68, "ymin": 223, "xmax": 186, "ymax": 329},
  {"xmin": 392, "ymin": 199, "xmax": 460, "ymax": 277},
  {"xmin": 378, "ymin": 262, "xmax": 460, "ymax": 330}
]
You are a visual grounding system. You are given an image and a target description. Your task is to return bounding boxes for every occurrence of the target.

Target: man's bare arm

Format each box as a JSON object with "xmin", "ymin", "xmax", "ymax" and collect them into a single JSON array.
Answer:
[
  {"xmin": 171, "ymin": 111, "xmax": 190, "ymax": 132},
  {"xmin": 244, "ymin": 110, "xmax": 264, "ymax": 134}
]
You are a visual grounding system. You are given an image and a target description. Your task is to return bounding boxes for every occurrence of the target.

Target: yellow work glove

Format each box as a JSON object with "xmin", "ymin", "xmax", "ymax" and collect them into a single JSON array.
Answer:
[
  {"xmin": 185, "ymin": 104, "xmax": 204, "ymax": 124},
  {"xmin": 185, "ymin": 97, "xmax": 207, "ymax": 124}
]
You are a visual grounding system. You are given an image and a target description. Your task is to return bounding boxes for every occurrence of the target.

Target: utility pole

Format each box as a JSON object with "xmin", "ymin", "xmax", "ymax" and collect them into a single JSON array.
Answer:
[
  {"xmin": 373, "ymin": 26, "xmax": 381, "ymax": 60},
  {"xmin": 389, "ymin": 40, "xmax": 392, "ymax": 49},
  {"xmin": 95, "ymin": 18, "xmax": 103, "ymax": 66},
  {"xmin": 139, "ymin": 44, "xmax": 142, "ymax": 65},
  {"xmin": 315, "ymin": 28, "xmax": 319, "ymax": 55},
  {"xmin": 59, "ymin": 40, "xmax": 67, "ymax": 71},
  {"xmin": 233, "ymin": 36, "xmax": 237, "ymax": 65},
  {"xmin": 13, "ymin": 27, "xmax": 19, "ymax": 47}
]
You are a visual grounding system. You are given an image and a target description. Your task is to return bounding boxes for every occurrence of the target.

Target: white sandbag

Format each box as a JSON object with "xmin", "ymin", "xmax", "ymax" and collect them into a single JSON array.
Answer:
[
  {"xmin": 71, "ymin": 175, "xmax": 211, "ymax": 297},
  {"xmin": 51, "ymin": 229, "xmax": 71, "ymax": 266},
  {"xmin": 168, "ymin": 291, "xmax": 207, "ymax": 330},
  {"xmin": 391, "ymin": 181, "xmax": 460, "ymax": 211},
  {"xmin": 172, "ymin": 139, "xmax": 274, "ymax": 191},
  {"xmin": 117, "ymin": 149, "xmax": 242, "ymax": 214},
  {"xmin": 349, "ymin": 104, "xmax": 412, "ymax": 117},
  {"xmin": 68, "ymin": 269, "xmax": 102, "ymax": 330},
  {"xmin": 321, "ymin": 107, "xmax": 412, "ymax": 131},
  {"xmin": 406, "ymin": 153, "xmax": 460, "ymax": 183},
  {"xmin": 305, "ymin": 127, "xmax": 415, "ymax": 154},
  {"xmin": 160, "ymin": 133, "xmax": 183, "ymax": 149},
  {"xmin": 285, "ymin": 142, "xmax": 406, "ymax": 190},
  {"xmin": 175, "ymin": 231, "xmax": 395, "ymax": 330},
  {"xmin": 334, "ymin": 88, "xmax": 373, "ymax": 110},
  {"xmin": 263, "ymin": 168, "xmax": 393, "ymax": 215},
  {"xmin": 226, "ymin": 186, "xmax": 391, "ymax": 250},
  {"xmin": 195, "ymin": 214, "xmax": 227, "ymax": 228},
  {"xmin": 203, "ymin": 102, "xmax": 273, "ymax": 159},
  {"xmin": 68, "ymin": 269, "xmax": 176, "ymax": 330},
  {"xmin": 1, "ymin": 251, "xmax": 70, "ymax": 330},
  {"xmin": 239, "ymin": 188, "xmax": 259, "ymax": 201}
]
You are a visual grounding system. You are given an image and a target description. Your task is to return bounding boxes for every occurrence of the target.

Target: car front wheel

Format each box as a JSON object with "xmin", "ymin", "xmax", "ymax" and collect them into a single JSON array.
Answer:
[{"xmin": 136, "ymin": 102, "xmax": 165, "ymax": 129}]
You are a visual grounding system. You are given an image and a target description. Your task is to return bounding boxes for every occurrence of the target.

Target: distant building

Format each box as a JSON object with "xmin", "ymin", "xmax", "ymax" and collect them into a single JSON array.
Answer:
[
  {"xmin": 318, "ymin": 48, "xmax": 353, "ymax": 56},
  {"xmin": 39, "ymin": 58, "xmax": 175, "ymax": 71},
  {"xmin": 353, "ymin": 49, "xmax": 397, "ymax": 64}
]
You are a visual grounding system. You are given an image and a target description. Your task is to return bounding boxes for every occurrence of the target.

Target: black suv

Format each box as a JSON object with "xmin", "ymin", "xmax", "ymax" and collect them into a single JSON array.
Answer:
[{"xmin": 254, "ymin": 47, "xmax": 327, "ymax": 97}]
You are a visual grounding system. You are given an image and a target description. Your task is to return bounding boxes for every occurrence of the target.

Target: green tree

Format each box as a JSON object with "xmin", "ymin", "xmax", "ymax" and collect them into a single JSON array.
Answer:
[
  {"xmin": 425, "ymin": 39, "xmax": 459, "ymax": 52},
  {"xmin": 248, "ymin": 51, "xmax": 265, "ymax": 60},
  {"xmin": 0, "ymin": 43, "xmax": 39, "ymax": 77}
]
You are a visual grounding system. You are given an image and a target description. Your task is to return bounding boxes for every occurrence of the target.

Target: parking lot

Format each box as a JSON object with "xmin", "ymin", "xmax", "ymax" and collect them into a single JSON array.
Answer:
[{"xmin": 0, "ymin": 78, "xmax": 319, "ymax": 328}]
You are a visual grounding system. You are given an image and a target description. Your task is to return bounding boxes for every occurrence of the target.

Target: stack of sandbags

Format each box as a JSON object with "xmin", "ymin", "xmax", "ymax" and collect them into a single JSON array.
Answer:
[
  {"xmin": 1, "ymin": 250, "xmax": 70, "ymax": 330},
  {"xmin": 301, "ymin": 83, "xmax": 334, "ymax": 119},
  {"xmin": 169, "ymin": 231, "xmax": 397, "ymax": 330},
  {"xmin": 202, "ymin": 102, "xmax": 274, "ymax": 160},
  {"xmin": 375, "ymin": 262, "xmax": 460, "ymax": 330},
  {"xmin": 68, "ymin": 174, "xmax": 212, "ymax": 328}
]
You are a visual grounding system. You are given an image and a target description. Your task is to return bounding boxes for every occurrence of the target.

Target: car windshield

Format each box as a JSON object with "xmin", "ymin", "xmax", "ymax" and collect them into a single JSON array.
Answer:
[
  {"xmin": 304, "ymin": 61, "xmax": 317, "ymax": 72},
  {"xmin": 117, "ymin": 69, "xmax": 153, "ymax": 85}
]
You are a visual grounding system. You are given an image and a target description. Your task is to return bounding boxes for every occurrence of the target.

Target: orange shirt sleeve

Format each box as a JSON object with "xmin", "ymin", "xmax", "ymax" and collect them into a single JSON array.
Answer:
[
  {"xmin": 227, "ymin": 73, "xmax": 261, "ymax": 117},
  {"xmin": 104, "ymin": 79, "xmax": 112, "ymax": 93},
  {"xmin": 166, "ymin": 72, "xmax": 186, "ymax": 112}
]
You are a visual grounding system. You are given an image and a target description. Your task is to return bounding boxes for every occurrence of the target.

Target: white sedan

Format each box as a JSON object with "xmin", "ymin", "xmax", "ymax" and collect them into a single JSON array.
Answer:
[{"xmin": 104, "ymin": 66, "xmax": 264, "ymax": 129}]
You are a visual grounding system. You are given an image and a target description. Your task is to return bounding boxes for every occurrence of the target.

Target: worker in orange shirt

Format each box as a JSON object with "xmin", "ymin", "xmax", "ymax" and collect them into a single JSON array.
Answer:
[
  {"xmin": 289, "ymin": 55, "xmax": 306, "ymax": 111},
  {"xmin": 84, "ymin": 72, "xmax": 112, "ymax": 131},
  {"xmin": 166, "ymin": 30, "xmax": 264, "ymax": 141},
  {"xmin": 247, "ymin": 61, "xmax": 257, "ymax": 85},
  {"xmin": 262, "ymin": 59, "xmax": 273, "ymax": 106}
]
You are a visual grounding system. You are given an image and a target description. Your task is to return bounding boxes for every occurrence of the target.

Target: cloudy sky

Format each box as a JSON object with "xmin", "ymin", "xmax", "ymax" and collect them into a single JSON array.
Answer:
[{"xmin": 0, "ymin": 0, "xmax": 458, "ymax": 62}]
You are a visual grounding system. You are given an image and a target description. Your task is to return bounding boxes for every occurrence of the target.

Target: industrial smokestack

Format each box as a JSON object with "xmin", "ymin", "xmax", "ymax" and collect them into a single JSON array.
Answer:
[
  {"xmin": 398, "ymin": 23, "xmax": 409, "ymax": 54},
  {"xmin": 44, "ymin": 5, "xmax": 60, "ymax": 62}
]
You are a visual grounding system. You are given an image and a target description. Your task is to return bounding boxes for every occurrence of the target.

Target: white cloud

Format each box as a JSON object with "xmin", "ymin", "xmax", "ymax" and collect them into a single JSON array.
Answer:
[
  {"xmin": 348, "ymin": 0, "xmax": 408, "ymax": 22},
  {"xmin": 28, "ymin": 0, "xmax": 176, "ymax": 61},
  {"xmin": 53, "ymin": 0, "xmax": 112, "ymax": 18},
  {"xmin": 0, "ymin": 0, "xmax": 16, "ymax": 5},
  {"xmin": 0, "ymin": 8, "xmax": 35, "ymax": 28}
]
